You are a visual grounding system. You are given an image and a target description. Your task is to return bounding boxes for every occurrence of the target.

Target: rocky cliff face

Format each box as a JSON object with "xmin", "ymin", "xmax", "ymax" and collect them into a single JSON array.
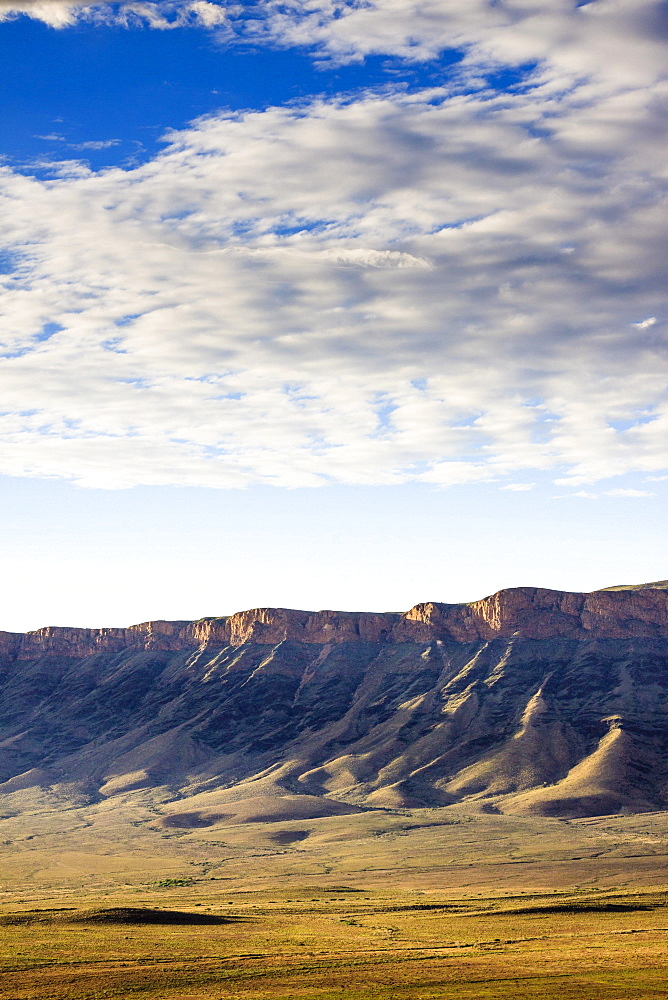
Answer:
[
  {"xmin": 1, "ymin": 584, "xmax": 667, "ymax": 821},
  {"xmin": 2, "ymin": 585, "xmax": 668, "ymax": 662}
]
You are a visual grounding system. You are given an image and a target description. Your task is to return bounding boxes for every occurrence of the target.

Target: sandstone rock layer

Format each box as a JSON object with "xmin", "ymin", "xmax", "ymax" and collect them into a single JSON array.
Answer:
[{"xmin": 2, "ymin": 585, "xmax": 668, "ymax": 662}]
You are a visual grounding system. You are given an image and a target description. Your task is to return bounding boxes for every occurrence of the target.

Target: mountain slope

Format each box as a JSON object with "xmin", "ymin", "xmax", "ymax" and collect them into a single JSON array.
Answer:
[{"xmin": 1, "ymin": 584, "xmax": 668, "ymax": 821}]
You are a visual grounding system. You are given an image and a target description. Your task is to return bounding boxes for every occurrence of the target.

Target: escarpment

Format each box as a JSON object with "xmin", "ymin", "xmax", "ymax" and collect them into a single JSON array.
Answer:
[
  {"xmin": 1, "ymin": 582, "xmax": 668, "ymax": 820},
  {"xmin": 2, "ymin": 584, "xmax": 668, "ymax": 662}
]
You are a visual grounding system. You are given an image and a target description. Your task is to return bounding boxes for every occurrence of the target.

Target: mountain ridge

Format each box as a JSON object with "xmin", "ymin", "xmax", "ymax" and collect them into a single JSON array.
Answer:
[
  {"xmin": 1, "ymin": 582, "xmax": 668, "ymax": 824},
  {"xmin": 3, "ymin": 583, "xmax": 668, "ymax": 660}
]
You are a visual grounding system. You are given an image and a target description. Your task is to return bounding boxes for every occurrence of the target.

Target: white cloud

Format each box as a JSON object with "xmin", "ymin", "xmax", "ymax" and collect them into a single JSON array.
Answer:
[
  {"xmin": 501, "ymin": 483, "xmax": 536, "ymax": 492},
  {"xmin": 0, "ymin": 1, "xmax": 80, "ymax": 26},
  {"xmin": 241, "ymin": 0, "xmax": 668, "ymax": 104},
  {"xmin": 188, "ymin": 0, "xmax": 226, "ymax": 27},
  {"xmin": 0, "ymin": 3, "xmax": 666, "ymax": 489},
  {"xmin": 0, "ymin": 0, "xmax": 229, "ymax": 28},
  {"xmin": 633, "ymin": 317, "xmax": 657, "ymax": 329},
  {"xmin": 605, "ymin": 488, "xmax": 656, "ymax": 498},
  {"xmin": 69, "ymin": 139, "xmax": 121, "ymax": 150}
]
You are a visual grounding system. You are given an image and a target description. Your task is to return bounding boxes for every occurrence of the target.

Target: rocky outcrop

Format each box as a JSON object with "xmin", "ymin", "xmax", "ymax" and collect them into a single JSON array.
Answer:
[
  {"xmin": 4, "ymin": 619, "xmax": 192, "ymax": 660},
  {"xmin": 2, "ymin": 585, "xmax": 668, "ymax": 661},
  {"xmin": 401, "ymin": 586, "xmax": 668, "ymax": 642}
]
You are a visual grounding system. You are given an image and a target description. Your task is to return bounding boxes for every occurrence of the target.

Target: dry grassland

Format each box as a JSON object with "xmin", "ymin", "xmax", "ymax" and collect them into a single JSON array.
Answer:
[
  {"xmin": 2, "ymin": 804, "xmax": 668, "ymax": 999},
  {"xmin": 2, "ymin": 886, "xmax": 668, "ymax": 1000}
]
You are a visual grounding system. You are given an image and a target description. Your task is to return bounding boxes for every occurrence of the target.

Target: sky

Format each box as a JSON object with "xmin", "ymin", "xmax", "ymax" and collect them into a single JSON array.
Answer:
[{"xmin": 0, "ymin": 0, "xmax": 666, "ymax": 631}]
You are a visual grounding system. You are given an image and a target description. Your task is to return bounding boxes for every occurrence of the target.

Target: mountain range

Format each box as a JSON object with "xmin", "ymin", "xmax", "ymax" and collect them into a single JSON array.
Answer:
[{"xmin": 2, "ymin": 582, "xmax": 668, "ymax": 824}]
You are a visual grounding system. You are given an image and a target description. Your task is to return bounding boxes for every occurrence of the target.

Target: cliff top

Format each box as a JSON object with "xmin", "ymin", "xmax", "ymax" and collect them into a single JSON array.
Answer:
[{"xmin": 0, "ymin": 582, "xmax": 667, "ymax": 658}]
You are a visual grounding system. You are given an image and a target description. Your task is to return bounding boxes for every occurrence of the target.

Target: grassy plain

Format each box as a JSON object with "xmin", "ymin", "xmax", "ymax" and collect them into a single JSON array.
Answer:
[{"xmin": 1, "ymin": 801, "xmax": 668, "ymax": 999}]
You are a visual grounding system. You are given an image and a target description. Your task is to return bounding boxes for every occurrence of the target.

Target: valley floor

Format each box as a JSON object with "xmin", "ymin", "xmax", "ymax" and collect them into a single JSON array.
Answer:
[
  {"xmin": 1, "ymin": 805, "xmax": 668, "ymax": 998},
  {"xmin": 1, "ymin": 884, "xmax": 668, "ymax": 999}
]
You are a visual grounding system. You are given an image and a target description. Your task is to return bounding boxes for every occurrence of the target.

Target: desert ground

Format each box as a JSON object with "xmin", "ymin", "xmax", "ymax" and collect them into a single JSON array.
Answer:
[{"xmin": 2, "ymin": 800, "xmax": 668, "ymax": 999}]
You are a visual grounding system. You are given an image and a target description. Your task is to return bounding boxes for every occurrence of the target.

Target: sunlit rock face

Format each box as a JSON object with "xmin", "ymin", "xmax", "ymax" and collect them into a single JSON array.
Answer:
[
  {"xmin": 1, "ymin": 583, "xmax": 668, "ymax": 820},
  {"xmin": 3, "ymin": 585, "xmax": 668, "ymax": 658}
]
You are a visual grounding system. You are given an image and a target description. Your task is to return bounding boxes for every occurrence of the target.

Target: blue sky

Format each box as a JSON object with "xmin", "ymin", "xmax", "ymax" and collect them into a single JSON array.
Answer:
[
  {"xmin": 0, "ymin": 0, "xmax": 666, "ymax": 630},
  {"xmin": 2, "ymin": 14, "xmax": 448, "ymax": 167}
]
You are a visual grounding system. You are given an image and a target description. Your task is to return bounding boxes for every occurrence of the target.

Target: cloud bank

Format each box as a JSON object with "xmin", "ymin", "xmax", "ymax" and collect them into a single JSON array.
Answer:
[{"xmin": 0, "ymin": 1, "xmax": 666, "ymax": 489}]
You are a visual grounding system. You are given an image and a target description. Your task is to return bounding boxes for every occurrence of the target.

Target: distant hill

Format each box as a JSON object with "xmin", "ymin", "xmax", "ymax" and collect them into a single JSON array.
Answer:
[{"xmin": 1, "ymin": 583, "xmax": 668, "ymax": 824}]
